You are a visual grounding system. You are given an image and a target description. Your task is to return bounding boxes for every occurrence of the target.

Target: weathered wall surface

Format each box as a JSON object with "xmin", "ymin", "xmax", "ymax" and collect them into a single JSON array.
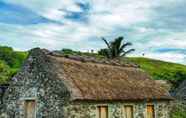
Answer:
[
  {"xmin": 175, "ymin": 79, "xmax": 186, "ymax": 100},
  {"xmin": 64, "ymin": 101, "xmax": 170, "ymax": 118},
  {"xmin": 0, "ymin": 48, "xmax": 71, "ymax": 118}
]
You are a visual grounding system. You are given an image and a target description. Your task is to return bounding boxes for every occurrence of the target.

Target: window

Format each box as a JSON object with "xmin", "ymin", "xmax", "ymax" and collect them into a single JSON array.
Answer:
[
  {"xmin": 98, "ymin": 106, "xmax": 108, "ymax": 118},
  {"xmin": 25, "ymin": 100, "xmax": 36, "ymax": 118},
  {"xmin": 124, "ymin": 105, "xmax": 134, "ymax": 118},
  {"xmin": 146, "ymin": 105, "xmax": 155, "ymax": 118}
]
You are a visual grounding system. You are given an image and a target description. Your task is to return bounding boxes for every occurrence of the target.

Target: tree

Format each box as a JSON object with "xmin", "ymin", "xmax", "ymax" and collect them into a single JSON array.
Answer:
[
  {"xmin": 0, "ymin": 46, "xmax": 14, "ymax": 67},
  {"xmin": 98, "ymin": 36, "xmax": 135, "ymax": 59},
  {"xmin": 0, "ymin": 60, "xmax": 11, "ymax": 84},
  {"xmin": 0, "ymin": 46, "xmax": 27, "ymax": 68}
]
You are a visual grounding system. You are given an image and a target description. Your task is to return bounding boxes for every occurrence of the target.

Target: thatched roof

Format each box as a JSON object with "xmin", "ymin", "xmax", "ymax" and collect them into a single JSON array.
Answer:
[
  {"xmin": 25, "ymin": 49, "xmax": 172, "ymax": 101},
  {"xmin": 30, "ymin": 48, "xmax": 173, "ymax": 101}
]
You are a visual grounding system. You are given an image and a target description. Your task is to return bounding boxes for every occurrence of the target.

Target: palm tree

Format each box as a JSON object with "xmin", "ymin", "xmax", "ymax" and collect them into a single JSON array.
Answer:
[{"xmin": 99, "ymin": 36, "xmax": 135, "ymax": 59}]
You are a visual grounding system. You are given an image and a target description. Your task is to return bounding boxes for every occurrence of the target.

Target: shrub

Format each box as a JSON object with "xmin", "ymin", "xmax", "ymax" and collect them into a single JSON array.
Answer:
[{"xmin": 0, "ymin": 60, "xmax": 11, "ymax": 84}]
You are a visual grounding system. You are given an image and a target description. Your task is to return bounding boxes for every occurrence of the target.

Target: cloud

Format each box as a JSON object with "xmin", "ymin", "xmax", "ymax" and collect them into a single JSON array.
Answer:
[
  {"xmin": 145, "ymin": 52, "xmax": 186, "ymax": 64},
  {"xmin": 1, "ymin": 0, "xmax": 85, "ymax": 21},
  {"xmin": 146, "ymin": 32, "xmax": 186, "ymax": 49},
  {"xmin": 0, "ymin": 0, "xmax": 186, "ymax": 64},
  {"xmin": 147, "ymin": 0, "xmax": 186, "ymax": 31}
]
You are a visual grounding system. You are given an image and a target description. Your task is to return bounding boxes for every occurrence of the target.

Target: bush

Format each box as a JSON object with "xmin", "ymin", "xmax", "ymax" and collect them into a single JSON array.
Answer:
[
  {"xmin": 0, "ymin": 60, "xmax": 11, "ymax": 84},
  {"xmin": 0, "ymin": 46, "xmax": 28, "ymax": 84},
  {"xmin": 0, "ymin": 46, "xmax": 27, "ymax": 68},
  {"xmin": 0, "ymin": 46, "xmax": 14, "ymax": 67}
]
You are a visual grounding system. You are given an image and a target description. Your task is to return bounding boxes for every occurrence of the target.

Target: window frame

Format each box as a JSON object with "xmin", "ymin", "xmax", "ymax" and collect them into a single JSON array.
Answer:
[
  {"xmin": 123, "ymin": 105, "xmax": 134, "ymax": 118},
  {"xmin": 146, "ymin": 104, "xmax": 155, "ymax": 118},
  {"xmin": 24, "ymin": 99, "xmax": 37, "ymax": 118},
  {"xmin": 97, "ymin": 105, "xmax": 109, "ymax": 118}
]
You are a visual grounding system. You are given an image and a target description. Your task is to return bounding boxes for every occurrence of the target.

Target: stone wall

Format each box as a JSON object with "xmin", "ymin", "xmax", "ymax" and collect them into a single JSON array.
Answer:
[
  {"xmin": 63, "ymin": 101, "xmax": 170, "ymax": 118},
  {"xmin": 0, "ymin": 48, "xmax": 71, "ymax": 118}
]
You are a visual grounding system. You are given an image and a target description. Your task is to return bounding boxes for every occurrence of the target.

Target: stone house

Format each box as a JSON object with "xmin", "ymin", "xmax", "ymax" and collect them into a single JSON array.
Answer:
[{"xmin": 1, "ymin": 48, "xmax": 173, "ymax": 118}]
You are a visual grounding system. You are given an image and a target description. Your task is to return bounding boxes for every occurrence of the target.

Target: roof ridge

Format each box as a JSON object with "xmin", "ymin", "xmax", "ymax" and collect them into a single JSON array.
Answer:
[
  {"xmin": 48, "ymin": 51, "xmax": 139, "ymax": 68},
  {"xmin": 29, "ymin": 48, "xmax": 139, "ymax": 68}
]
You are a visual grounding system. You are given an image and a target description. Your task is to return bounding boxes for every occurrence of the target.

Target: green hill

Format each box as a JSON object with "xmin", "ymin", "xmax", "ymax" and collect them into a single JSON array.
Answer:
[{"xmin": 128, "ymin": 57, "xmax": 186, "ymax": 89}]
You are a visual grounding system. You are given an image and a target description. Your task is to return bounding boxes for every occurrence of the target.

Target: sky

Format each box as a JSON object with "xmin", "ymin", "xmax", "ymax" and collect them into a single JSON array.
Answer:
[{"xmin": 0, "ymin": 0, "xmax": 186, "ymax": 64}]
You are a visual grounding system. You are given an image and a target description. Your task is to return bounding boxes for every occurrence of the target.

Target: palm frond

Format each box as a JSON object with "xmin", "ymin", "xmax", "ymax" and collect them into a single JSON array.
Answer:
[
  {"xmin": 102, "ymin": 37, "xmax": 111, "ymax": 50},
  {"xmin": 100, "ymin": 36, "xmax": 135, "ymax": 58},
  {"xmin": 119, "ymin": 42, "xmax": 132, "ymax": 53},
  {"xmin": 121, "ymin": 49, "xmax": 135, "ymax": 56}
]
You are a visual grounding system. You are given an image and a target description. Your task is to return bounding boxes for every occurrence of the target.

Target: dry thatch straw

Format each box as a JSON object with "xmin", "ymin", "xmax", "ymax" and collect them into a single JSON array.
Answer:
[{"xmin": 47, "ymin": 52, "xmax": 172, "ymax": 101}]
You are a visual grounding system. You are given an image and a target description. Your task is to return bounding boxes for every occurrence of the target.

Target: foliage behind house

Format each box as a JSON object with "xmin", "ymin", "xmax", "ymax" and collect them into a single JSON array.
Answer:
[{"xmin": 0, "ymin": 46, "xmax": 28, "ymax": 84}]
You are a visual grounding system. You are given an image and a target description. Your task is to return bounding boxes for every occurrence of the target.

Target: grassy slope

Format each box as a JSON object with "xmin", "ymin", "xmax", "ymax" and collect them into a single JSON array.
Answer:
[
  {"xmin": 128, "ymin": 57, "xmax": 186, "ymax": 79},
  {"xmin": 128, "ymin": 57, "xmax": 186, "ymax": 89}
]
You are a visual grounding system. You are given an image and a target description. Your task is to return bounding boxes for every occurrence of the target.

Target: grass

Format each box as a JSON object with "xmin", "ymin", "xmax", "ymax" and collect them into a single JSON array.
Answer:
[
  {"xmin": 128, "ymin": 57, "xmax": 186, "ymax": 79},
  {"xmin": 128, "ymin": 57, "xmax": 186, "ymax": 90}
]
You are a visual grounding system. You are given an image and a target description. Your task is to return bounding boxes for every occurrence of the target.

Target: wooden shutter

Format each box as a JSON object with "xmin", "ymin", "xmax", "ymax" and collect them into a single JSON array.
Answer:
[
  {"xmin": 147, "ymin": 105, "xmax": 155, "ymax": 118},
  {"xmin": 98, "ymin": 106, "xmax": 108, "ymax": 118},
  {"xmin": 124, "ymin": 105, "xmax": 134, "ymax": 118},
  {"xmin": 25, "ymin": 100, "xmax": 36, "ymax": 118}
]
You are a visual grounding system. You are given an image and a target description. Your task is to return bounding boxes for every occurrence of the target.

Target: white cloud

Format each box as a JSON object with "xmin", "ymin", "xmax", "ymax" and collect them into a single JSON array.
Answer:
[
  {"xmin": 1, "ymin": 0, "xmax": 186, "ymax": 64},
  {"xmin": 89, "ymin": 0, "xmax": 151, "ymax": 28},
  {"xmin": 146, "ymin": 52, "xmax": 186, "ymax": 64},
  {"xmin": 147, "ymin": 32, "xmax": 186, "ymax": 49}
]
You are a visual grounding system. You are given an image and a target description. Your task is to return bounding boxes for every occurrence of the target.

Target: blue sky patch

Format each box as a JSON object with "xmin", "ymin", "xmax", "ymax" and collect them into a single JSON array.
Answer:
[
  {"xmin": 155, "ymin": 48, "xmax": 186, "ymax": 54},
  {"xmin": 0, "ymin": 1, "xmax": 55, "ymax": 25}
]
